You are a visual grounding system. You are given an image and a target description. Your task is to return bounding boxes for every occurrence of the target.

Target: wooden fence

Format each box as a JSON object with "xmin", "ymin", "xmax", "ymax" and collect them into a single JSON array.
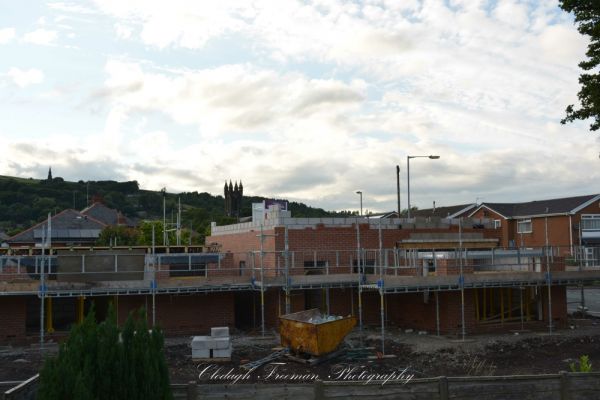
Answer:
[
  {"xmin": 171, "ymin": 372, "xmax": 600, "ymax": 400},
  {"xmin": 4, "ymin": 372, "xmax": 600, "ymax": 400}
]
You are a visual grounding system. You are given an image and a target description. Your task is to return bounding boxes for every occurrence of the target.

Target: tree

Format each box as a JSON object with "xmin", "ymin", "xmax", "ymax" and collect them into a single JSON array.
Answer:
[
  {"xmin": 559, "ymin": 1, "xmax": 600, "ymax": 131},
  {"xmin": 138, "ymin": 220, "xmax": 167, "ymax": 246},
  {"xmin": 96, "ymin": 225, "xmax": 140, "ymax": 246},
  {"xmin": 38, "ymin": 305, "xmax": 172, "ymax": 400}
]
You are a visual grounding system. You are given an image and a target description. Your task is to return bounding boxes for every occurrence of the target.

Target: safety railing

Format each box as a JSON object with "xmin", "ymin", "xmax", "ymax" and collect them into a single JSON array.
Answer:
[{"xmin": 0, "ymin": 246, "xmax": 598, "ymax": 294}]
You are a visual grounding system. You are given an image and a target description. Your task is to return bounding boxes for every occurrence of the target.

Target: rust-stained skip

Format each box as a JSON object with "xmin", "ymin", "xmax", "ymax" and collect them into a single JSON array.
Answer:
[{"xmin": 279, "ymin": 309, "xmax": 356, "ymax": 357}]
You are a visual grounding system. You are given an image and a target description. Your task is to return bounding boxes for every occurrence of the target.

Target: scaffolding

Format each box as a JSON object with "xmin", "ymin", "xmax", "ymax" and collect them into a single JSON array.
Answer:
[{"xmin": 0, "ymin": 241, "xmax": 599, "ymax": 351}]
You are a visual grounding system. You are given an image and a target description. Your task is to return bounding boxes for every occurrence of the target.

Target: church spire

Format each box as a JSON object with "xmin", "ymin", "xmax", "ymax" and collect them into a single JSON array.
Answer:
[{"xmin": 47, "ymin": 167, "xmax": 52, "ymax": 181}]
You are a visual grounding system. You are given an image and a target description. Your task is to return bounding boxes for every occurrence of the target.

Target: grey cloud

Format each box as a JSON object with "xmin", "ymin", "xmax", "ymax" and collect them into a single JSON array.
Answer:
[
  {"xmin": 8, "ymin": 158, "xmax": 127, "ymax": 182},
  {"xmin": 11, "ymin": 143, "xmax": 61, "ymax": 159},
  {"xmin": 90, "ymin": 81, "xmax": 144, "ymax": 100},
  {"xmin": 364, "ymin": 32, "xmax": 414, "ymax": 54},
  {"xmin": 229, "ymin": 111, "xmax": 274, "ymax": 129},
  {"xmin": 204, "ymin": 77, "xmax": 274, "ymax": 109},
  {"xmin": 257, "ymin": 160, "xmax": 346, "ymax": 194},
  {"xmin": 292, "ymin": 87, "xmax": 364, "ymax": 115},
  {"xmin": 239, "ymin": 146, "xmax": 266, "ymax": 156},
  {"xmin": 131, "ymin": 163, "xmax": 212, "ymax": 187}
]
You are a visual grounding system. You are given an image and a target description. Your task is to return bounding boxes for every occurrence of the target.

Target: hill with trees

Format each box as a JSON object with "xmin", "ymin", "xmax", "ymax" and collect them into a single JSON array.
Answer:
[{"xmin": 0, "ymin": 174, "xmax": 354, "ymax": 243}]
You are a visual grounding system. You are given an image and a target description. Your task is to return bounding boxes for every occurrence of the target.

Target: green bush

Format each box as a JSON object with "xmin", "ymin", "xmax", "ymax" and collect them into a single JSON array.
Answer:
[
  {"xmin": 570, "ymin": 355, "xmax": 593, "ymax": 373},
  {"xmin": 38, "ymin": 306, "xmax": 172, "ymax": 400}
]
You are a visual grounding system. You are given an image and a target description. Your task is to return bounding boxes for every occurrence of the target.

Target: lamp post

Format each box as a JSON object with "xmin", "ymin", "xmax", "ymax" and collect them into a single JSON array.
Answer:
[
  {"xmin": 407, "ymin": 155, "xmax": 440, "ymax": 219},
  {"xmin": 356, "ymin": 191, "xmax": 363, "ymax": 216},
  {"xmin": 396, "ymin": 165, "xmax": 401, "ymax": 216}
]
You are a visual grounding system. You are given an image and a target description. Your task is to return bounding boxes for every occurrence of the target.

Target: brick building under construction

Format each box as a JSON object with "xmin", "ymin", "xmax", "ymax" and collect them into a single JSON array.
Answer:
[{"xmin": 1, "ymin": 201, "xmax": 599, "ymax": 344}]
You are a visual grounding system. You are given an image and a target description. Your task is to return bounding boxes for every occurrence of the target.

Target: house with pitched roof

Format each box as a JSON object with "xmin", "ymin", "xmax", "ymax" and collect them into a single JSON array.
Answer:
[
  {"xmin": 81, "ymin": 202, "xmax": 134, "ymax": 227},
  {"xmin": 6, "ymin": 203, "xmax": 133, "ymax": 247},
  {"xmin": 410, "ymin": 203, "xmax": 477, "ymax": 219},
  {"xmin": 468, "ymin": 194, "xmax": 600, "ymax": 256},
  {"xmin": 6, "ymin": 209, "xmax": 106, "ymax": 247}
]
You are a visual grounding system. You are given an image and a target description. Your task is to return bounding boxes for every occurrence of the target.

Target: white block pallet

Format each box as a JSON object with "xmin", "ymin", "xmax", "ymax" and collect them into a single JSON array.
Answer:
[{"xmin": 191, "ymin": 327, "xmax": 232, "ymax": 361}]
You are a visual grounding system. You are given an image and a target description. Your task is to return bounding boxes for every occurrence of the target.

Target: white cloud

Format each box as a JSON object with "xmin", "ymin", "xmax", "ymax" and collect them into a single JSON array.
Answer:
[
  {"xmin": 0, "ymin": 0, "xmax": 597, "ymax": 212},
  {"xmin": 7, "ymin": 67, "xmax": 45, "ymax": 88},
  {"xmin": 493, "ymin": 1, "xmax": 530, "ymax": 29},
  {"xmin": 47, "ymin": 2, "xmax": 97, "ymax": 15},
  {"xmin": 0, "ymin": 27, "xmax": 16, "ymax": 44},
  {"xmin": 23, "ymin": 29, "xmax": 58, "ymax": 45},
  {"xmin": 96, "ymin": 60, "xmax": 365, "ymax": 136},
  {"xmin": 75, "ymin": 55, "xmax": 599, "ymax": 211},
  {"xmin": 114, "ymin": 23, "xmax": 132, "ymax": 39}
]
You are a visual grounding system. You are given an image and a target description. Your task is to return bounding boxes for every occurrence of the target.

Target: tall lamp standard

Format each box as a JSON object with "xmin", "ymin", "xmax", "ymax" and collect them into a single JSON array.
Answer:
[
  {"xmin": 407, "ymin": 155, "xmax": 440, "ymax": 219},
  {"xmin": 396, "ymin": 165, "xmax": 401, "ymax": 216},
  {"xmin": 356, "ymin": 191, "xmax": 363, "ymax": 216}
]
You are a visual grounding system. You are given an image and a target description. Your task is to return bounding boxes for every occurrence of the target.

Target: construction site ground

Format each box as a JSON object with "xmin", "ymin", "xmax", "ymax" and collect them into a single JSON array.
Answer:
[{"xmin": 1, "ymin": 317, "xmax": 599, "ymax": 385}]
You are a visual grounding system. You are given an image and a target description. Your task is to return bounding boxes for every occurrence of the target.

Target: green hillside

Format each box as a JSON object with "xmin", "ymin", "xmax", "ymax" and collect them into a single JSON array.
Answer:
[{"xmin": 0, "ymin": 175, "xmax": 352, "ymax": 240}]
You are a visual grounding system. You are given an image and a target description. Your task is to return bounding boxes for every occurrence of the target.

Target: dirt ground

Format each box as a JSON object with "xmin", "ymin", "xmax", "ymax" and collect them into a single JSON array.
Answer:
[{"xmin": 1, "ymin": 316, "xmax": 599, "ymax": 384}]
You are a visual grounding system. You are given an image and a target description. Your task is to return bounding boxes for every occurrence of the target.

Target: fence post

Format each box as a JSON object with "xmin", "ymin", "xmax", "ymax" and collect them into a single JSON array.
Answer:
[
  {"xmin": 187, "ymin": 381, "xmax": 197, "ymax": 400},
  {"xmin": 438, "ymin": 376, "xmax": 449, "ymax": 400},
  {"xmin": 560, "ymin": 371, "xmax": 570, "ymax": 400},
  {"xmin": 314, "ymin": 380, "xmax": 325, "ymax": 400}
]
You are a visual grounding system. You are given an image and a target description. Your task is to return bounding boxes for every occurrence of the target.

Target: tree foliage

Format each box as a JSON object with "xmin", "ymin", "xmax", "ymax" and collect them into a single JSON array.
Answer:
[
  {"xmin": 97, "ymin": 226, "xmax": 140, "ymax": 247},
  {"xmin": 559, "ymin": 0, "xmax": 600, "ymax": 131},
  {"xmin": 38, "ymin": 306, "xmax": 172, "ymax": 400},
  {"xmin": 0, "ymin": 174, "xmax": 352, "ymax": 243}
]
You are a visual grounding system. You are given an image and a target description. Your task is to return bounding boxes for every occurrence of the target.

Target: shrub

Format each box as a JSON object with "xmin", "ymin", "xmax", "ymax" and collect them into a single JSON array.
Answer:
[
  {"xmin": 38, "ymin": 306, "xmax": 172, "ymax": 400},
  {"xmin": 570, "ymin": 355, "xmax": 593, "ymax": 373}
]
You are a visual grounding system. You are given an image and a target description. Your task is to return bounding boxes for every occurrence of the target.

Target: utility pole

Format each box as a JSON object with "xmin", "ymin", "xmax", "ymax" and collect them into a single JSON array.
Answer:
[
  {"xmin": 356, "ymin": 217, "xmax": 363, "ymax": 341},
  {"xmin": 459, "ymin": 217, "xmax": 466, "ymax": 341},
  {"xmin": 152, "ymin": 224, "xmax": 156, "ymax": 327},
  {"xmin": 162, "ymin": 190, "xmax": 166, "ymax": 246},
  {"xmin": 176, "ymin": 197, "xmax": 181, "ymax": 246},
  {"xmin": 396, "ymin": 165, "xmax": 401, "ymax": 216}
]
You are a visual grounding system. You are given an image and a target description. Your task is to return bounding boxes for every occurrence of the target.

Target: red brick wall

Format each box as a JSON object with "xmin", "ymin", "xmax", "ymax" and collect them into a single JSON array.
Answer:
[
  {"xmin": 436, "ymin": 259, "xmax": 474, "ymax": 275},
  {"xmin": 275, "ymin": 224, "xmax": 501, "ymax": 253},
  {"xmin": 470, "ymin": 208, "xmax": 510, "ymax": 247},
  {"xmin": 0, "ymin": 263, "xmax": 34, "ymax": 282},
  {"xmin": 510, "ymin": 216, "xmax": 572, "ymax": 251},
  {"xmin": 378, "ymin": 290, "xmax": 476, "ymax": 334},
  {"xmin": 541, "ymin": 285, "xmax": 568, "ymax": 328},
  {"xmin": 116, "ymin": 293, "xmax": 235, "ymax": 335},
  {"xmin": 0, "ymin": 296, "xmax": 26, "ymax": 342},
  {"xmin": 207, "ymin": 229, "xmax": 278, "ymax": 277}
]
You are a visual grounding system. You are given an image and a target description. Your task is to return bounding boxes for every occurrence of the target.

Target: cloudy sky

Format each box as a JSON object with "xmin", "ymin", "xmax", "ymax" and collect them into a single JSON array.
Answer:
[{"xmin": 0, "ymin": 1, "xmax": 598, "ymax": 213}]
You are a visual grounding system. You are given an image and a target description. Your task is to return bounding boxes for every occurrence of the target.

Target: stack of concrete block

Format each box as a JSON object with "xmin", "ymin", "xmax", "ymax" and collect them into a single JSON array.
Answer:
[{"xmin": 191, "ymin": 327, "xmax": 232, "ymax": 360}]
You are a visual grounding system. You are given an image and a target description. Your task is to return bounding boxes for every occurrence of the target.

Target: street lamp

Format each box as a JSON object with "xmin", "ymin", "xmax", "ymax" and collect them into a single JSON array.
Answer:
[
  {"xmin": 356, "ymin": 191, "xmax": 363, "ymax": 216},
  {"xmin": 407, "ymin": 155, "xmax": 440, "ymax": 219},
  {"xmin": 396, "ymin": 165, "xmax": 401, "ymax": 216}
]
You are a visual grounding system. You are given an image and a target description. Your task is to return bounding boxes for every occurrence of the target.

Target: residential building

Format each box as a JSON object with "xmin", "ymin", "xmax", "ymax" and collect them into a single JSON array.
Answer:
[
  {"xmin": 81, "ymin": 202, "xmax": 134, "ymax": 227},
  {"xmin": 6, "ymin": 202, "xmax": 133, "ymax": 247},
  {"xmin": 410, "ymin": 203, "xmax": 477, "ymax": 219},
  {"xmin": 468, "ymin": 195, "xmax": 600, "ymax": 257}
]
